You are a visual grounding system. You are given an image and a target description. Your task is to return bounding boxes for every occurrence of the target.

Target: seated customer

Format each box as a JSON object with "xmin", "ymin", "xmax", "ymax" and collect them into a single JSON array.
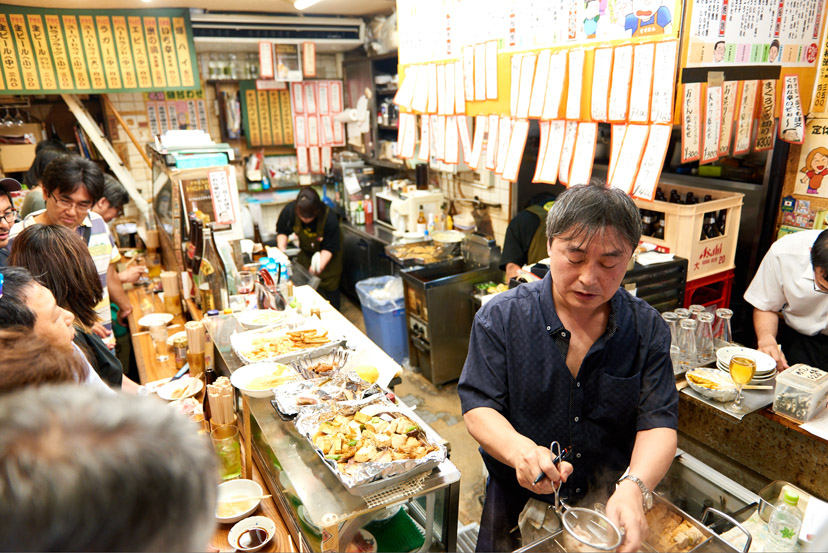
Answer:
[
  {"xmin": 0, "ymin": 177, "xmax": 22, "ymax": 267},
  {"xmin": 0, "ymin": 327, "xmax": 88, "ymax": 394},
  {"xmin": 0, "ymin": 267, "xmax": 112, "ymax": 393},
  {"xmin": 93, "ymin": 174, "xmax": 146, "ymax": 284},
  {"xmin": 9, "ymin": 224, "xmax": 138, "ymax": 391},
  {"xmin": 19, "ymin": 146, "xmax": 65, "ymax": 218},
  {"xmin": 0, "ymin": 384, "xmax": 218, "ymax": 552}
]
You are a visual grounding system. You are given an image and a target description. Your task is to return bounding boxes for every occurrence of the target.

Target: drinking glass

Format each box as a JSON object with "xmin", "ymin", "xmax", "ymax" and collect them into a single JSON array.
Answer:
[
  {"xmin": 674, "ymin": 308, "xmax": 691, "ymax": 321},
  {"xmin": 211, "ymin": 424, "xmax": 242, "ymax": 480},
  {"xmin": 728, "ymin": 356, "xmax": 757, "ymax": 414},
  {"xmin": 677, "ymin": 318, "xmax": 698, "ymax": 374},
  {"xmin": 148, "ymin": 322, "xmax": 169, "ymax": 362},
  {"xmin": 237, "ymin": 271, "xmax": 256, "ymax": 295},
  {"xmin": 688, "ymin": 304, "xmax": 705, "ymax": 320},
  {"xmin": 695, "ymin": 312, "xmax": 716, "ymax": 365},
  {"xmin": 662, "ymin": 312, "xmax": 681, "ymax": 373},
  {"xmin": 714, "ymin": 308, "xmax": 733, "ymax": 346}
]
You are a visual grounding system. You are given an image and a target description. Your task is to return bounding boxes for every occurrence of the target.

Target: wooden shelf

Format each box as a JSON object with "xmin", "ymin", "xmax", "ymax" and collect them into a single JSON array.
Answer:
[
  {"xmin": 378, "ymin": 123, "xmax": 398, "ymax": 131},
  {"xmin": 376, "ymin": 88, "xmax": 398, "ymax": 96}
]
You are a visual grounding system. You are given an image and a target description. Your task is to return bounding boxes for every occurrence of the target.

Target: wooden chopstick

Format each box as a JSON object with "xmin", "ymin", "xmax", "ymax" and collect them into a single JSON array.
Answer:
[{"xmin": 217, "ymin": 494, "xmax": 271, "ymax": 503}]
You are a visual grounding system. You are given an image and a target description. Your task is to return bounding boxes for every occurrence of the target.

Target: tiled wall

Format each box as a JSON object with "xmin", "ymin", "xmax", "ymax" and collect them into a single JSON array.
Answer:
[
  {"xmin": 434, "ymin": 168, "xmax": 512, "ymax": 246},
  {"xmin": 104, "ymin": 92, "xmax": 153, "ymax": 199}
]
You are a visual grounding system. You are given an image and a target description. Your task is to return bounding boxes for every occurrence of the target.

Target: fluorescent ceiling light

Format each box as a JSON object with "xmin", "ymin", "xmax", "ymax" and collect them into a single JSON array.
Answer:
[{"xmin": 294, "ymin": 0, "xmax": 322, "ymax": 9}]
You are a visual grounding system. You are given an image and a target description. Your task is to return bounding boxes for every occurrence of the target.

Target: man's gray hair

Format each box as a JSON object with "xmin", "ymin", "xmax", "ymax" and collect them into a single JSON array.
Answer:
[
  {"xmin": 0, "ymin": 385, "xmax": 218, "ymax": 552},
  {"xmin": 546, "ymin": 180, "xmax": 642, "ymax": 251}
]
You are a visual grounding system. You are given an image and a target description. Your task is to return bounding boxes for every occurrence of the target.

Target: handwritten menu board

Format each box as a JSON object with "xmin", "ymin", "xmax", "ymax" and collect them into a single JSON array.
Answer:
[
  {"xmin": 177, "ymin": 166, "xmax": 236, "ymax": 227},
  {"xmin": 239, "ymin": 81, "xmax": 294, "ymax": 148},
  {"xmin": 144, "ymin": 90, "xmax": 209, "ymax": 137},
  {"xmin": 0, "ymin": 7, "xmax": 198, "ymax": 93}
]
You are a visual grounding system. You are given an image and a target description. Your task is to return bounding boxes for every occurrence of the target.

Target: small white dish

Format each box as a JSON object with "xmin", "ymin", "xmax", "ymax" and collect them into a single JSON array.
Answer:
[
  {"xmin": 216, "ymin": 479, "xmax": 262, "ymax": 524},
  {"xmin": 230, "ymin": 363, "xmax": 298, "ymax": 398},
  {"xmin": 716, "ymin": 346, "xmax": 776, "ymax": 374},
  {"xmin": 157, "ymin": 376, "xmax": 203, "ymax": 401},
  {"xmin": 166, "ymin": 330, "xmax": 187, "ymax": 346},
  {"xmin": 137, "ymin": 312, "xmax": 174, "ymax": 328},
  {"xmin": 236, "ymin": 309, "xmax": 291, "ymax": 330},
  {"xmin": 228, "ymin": 516, "xmax": 276, "ymax": 552}
]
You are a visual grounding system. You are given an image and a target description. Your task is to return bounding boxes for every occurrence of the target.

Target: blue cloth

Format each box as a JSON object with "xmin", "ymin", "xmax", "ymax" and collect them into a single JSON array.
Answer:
[{"xmin": 458, "ymin": 271, "xmax": 678, "ymax": 505}]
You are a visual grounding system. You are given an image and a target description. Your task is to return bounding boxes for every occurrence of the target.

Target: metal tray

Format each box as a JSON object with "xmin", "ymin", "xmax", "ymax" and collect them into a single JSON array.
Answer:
[
  {"xmin": 384, "ymin": 240, "xmax": 456, "ymax": 267},
  {"xmin": 757, "ymin": 480, "xmax": 811, "ymax": 522},
  {"xmin": 230, "ymin": 321, "xmax": 347, "ymax": 366}
]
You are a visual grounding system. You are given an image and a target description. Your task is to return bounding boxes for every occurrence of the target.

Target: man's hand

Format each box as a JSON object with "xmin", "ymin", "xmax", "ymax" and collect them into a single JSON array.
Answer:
[
  {"xmin": 119, "ymin": 264, "xmax": 147, "ymax": 284},
  {"xmin": 606, "ymin": 479, "xmax": 648, "ymax": 553},
  {"xmin": 117, "ymin": 305, "xmax": 133, "ymax": 326},
  {"xmin": 757, "ymin": 336, "xmax": 789, "ymax": 370},
  {"xmin": 514, "ymin": 444, "xmax": 573, "ymax": 495}
]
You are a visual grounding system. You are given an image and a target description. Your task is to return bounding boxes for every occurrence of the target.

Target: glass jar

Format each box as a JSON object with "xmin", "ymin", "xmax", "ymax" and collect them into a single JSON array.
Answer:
[
  {"xmin": 715, "ymin": 308, "xmax": 733, "ymax": 346},
  {"xmin": 677, "ymin": 318, "xmax": 698, "ymax": 374},
  {"xmin": 674, "ymin": 307, "xmax": 691, "ymax": 321},
  {"xmin": 662, "ymin": 312, "xmax": 680, "ymax": 373},
  {"xmin": 688, "ymin": 304, "xmax": 705, "ymax": 319},
  {"xmin": 695, "ymin": 312, "xmax": 716, "ymax": 365}
]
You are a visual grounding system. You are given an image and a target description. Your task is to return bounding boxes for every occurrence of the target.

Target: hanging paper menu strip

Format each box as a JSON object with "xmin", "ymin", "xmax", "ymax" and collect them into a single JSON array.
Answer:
[
  {"xmin": 611, "ymin": 124, "xmax": 650, "ymax": 194},
  {"xmin": 464, "ymin": 45, "xmax": 475, "ymax": 102},
  {"xmin": 458, "ymin": 115, "xmax": 472, "ymax": 163},
  {"xmin": 779, "ymin": 75, "xmax": 805, "ymax": 144},
  {"xmin": 485, "ymin": 40, "xmax": 498, "ymax": 100},
  {"xmin": 394, "ymin": 66, "xmax": 416, "ymax": 110},
  {"xmin": 565, "ymin": 50, "xmax": 585, "ymax": 121},
  {"xmin": 608, "ymin": 124, "xmax": 627, "ymax": 185},
  {"xmin": 516, "ymin": 54, "xmax": 536, "ymax": 120},
  {"xmin": 437, "ymin": 63, "xmax": 447, "ymax": 115},
  {"xmin": 628, "ymin": 43, "xmax": 655, "ymax": 124},
  {"xmin": 733, "ymin": 80, "xmax": 758, "ymax": 155},
  {"xmin": 503, "ymin": 119, "xmax": 530, "ymax": 182},
  {"xmin": 681, "ymin": 82, "xmax": 702, "ymax": 163},
  {"xmin": 569, "ymin": 122, "xmax": 598, "ymax": 186},
  {"xmin": 432, "ymin": 115, "xmax": 446, "ymax": 160},
  {"xmin": 542, "ymin": 52, "xmax": 567, "ymax": 121},
  {"xmin": 444, "ymin": 115, "xmax": 460, "ymax": 164},
  {"xmin": 538, "ymin": 120, "xmax": 566, "ymax": 185},
  {"xmin": 474, "ymin": 43, "xmax": 486, "ymax": 101},
  {"xmin": 495, "ymin": 116, "xmax": 512, "ymax": 174},
  {"xmin": 455, "ymin": 60, "xmax": 466, "ymax": 114},
  {"xmin": 400, "ymin": 112, "xmax": 417, "ymax": 159},
  {"xmin": 445, "ymin": 62, "xmax": 456, "ymax": 116},
  {"xmin": 208, "ymin": 169, "xmax": 236, "ymax": 225},
  {"xmin": 485, "ymin": 114, "xmax": 499, "ymax": 170},
  {"xmin": 754, "ymin": 79, "xmax": 776, "ymax": 152},
  {"xmin": 718, "ymin": 81, "xmax": 738, "ymax": 156},
  {"xmin": 427, "ymin": 63, "xmax": 438, "ymax": 113},
  {"xmin": 632, "ymin": 124, "xmax": 671, "ymax": 201},
  {"xmin": 558, "ymin": 121, "xmax": 579, "ymax": 186},
  {"xmin": 608, "ymin": 45, "xmax": 633, "ymax": 123},
  {"xmin": 701, "ymin": 85, "xmax": 723, "ymax": 164},
  {"xmin": 291, "ymin": 82, "xmax": 304, "ymax": 113},
  {"xmin": 510, "ymin": 54, "xmax": 522, "ymax": 117},
  {"xmin": 529, "ymin": 50, "xmax": 551, "ymax": 119},
  {"xmin": 418, "ymin": 115, "xmax": 430, "ymax": 162},
  {"xmin": 469, "ymin": 115, "xmax": 487, "ymax": 170},
  {"xmin": 591, "ymin": 48, "xmax": 613, "ymax": 122},
  {"xmin": 296, "ymin": 146, "xmax": 309, "ymax": 175},
  {"xmin": 650, "ymin": 40, "xmax": 678, "ymax": 124},
  {"xmin": 412, "ymin": 65, "xmax": 429, "ymax": 113},
  {"xmin": 534, "ymin": 120, "xmax": 550, "ymax": 183}
]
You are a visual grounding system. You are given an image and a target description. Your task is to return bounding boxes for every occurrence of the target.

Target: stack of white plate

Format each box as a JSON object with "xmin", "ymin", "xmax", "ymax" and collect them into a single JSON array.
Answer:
[{"xmin": 715, "ymin": 346, "xmax": 777, "ymax": 383}]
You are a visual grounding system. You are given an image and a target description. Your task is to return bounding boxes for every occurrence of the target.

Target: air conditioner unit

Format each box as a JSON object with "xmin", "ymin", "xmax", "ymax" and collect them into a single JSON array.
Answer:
[{"xmin": 189, "ymin": 10, "xmax": 364, "ymax": 52}]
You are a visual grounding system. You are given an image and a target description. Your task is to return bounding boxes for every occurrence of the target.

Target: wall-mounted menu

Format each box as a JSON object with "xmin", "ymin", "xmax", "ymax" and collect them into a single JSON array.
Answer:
[
  {"xmin": 0, "ymin": 7, "xmax": 198, "ymax": 93},
  {"xmin": 239, "ymin": 80, "xmax": 294, "ymax": 148}
]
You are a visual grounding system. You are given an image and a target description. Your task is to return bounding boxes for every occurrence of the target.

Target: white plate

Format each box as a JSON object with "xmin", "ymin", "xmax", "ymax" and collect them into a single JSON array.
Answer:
[
  {"xmin": 713, "ymin": 366, "xmax": 776, "ymax": 383},
  {"xmin": 137, "ymin": 312, "xmax": 174, "ymax": 328},
  {"xmin": 230, "ymin": 362, "xmax": 299, "ymax": 398},
  {"xmin": 228, "ymin": 516, "xmax": 276, "ymax": 552},
  {"xmin": 716, "ymin": 346, "xmax": 776, "ymax": 374},
  {"xmin": 157, "ymin": 376, "xmax": 203, "ymax": 401},
  {"xmin": 166, "ymin": 330, "xmax": 187, "ymax": 346},
  {"xmin": 236, "ymin": 309, "xmax": 293, "ymax": 330},
  {"xmin": 216, "ymin": 479, "xmax": 263, "ymax": 523}
]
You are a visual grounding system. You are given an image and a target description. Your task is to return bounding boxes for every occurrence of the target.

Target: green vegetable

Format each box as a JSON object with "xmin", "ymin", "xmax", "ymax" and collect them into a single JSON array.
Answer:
[
  {"xmin": 347, "ymin": 440, "xmax": 358, "ymax": 446},
  {"xmin": 324, "ymin": 454, "xmax": 341, "ymax": 460},
  {"xmin": 406, "ymin": 425, "xmax": 418, "ymax": 432},
  {"xmin": 370, "ymin": 417, "xmax": 382, "ymax": 424}
]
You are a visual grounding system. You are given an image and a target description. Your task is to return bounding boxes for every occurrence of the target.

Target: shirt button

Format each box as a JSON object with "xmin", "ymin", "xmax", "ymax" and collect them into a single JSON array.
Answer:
[
  {"xmin": 576, "ymin": 453, "xmax": 582, "ymax": 459},
  {"xmin": 546, "ymin": 326, "xmax": 551, "ymax": 331},
  {"xmin": 561, "ymin": 331, "xmax": 567, "ymax": 338},
  {"xmin": 574, "ymin": 416, "xmax": 580, "ymax": 423},
  {"xmin": 576, "ymin": 382, "xmax": 581, "ymax": 388},
  {"xmin": 576, "ymin": 488, "xmax": 581, "ymax": 493}
]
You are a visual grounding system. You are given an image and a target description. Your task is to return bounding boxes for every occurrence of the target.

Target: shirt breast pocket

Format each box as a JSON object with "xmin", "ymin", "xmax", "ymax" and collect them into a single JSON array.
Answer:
[{"xmin": 589, "ymin": 372, "xmax": 641, "ymax": 428}]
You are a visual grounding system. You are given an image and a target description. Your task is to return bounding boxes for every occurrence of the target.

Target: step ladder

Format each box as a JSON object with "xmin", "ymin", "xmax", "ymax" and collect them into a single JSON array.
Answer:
[{"xmin": 61, "ymin": 94, "xmax": 150, "ymax": 222}]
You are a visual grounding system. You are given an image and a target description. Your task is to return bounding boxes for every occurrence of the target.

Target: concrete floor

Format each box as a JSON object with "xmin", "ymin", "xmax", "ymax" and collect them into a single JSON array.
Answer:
[{"xmin": 339, "ymin": 294, "xmax": 485, "ymax": 528}]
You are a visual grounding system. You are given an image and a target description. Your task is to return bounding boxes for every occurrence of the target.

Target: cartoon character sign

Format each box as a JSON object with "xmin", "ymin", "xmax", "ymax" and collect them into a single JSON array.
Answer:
[
  {"xmin": 800, "ymin": 147, "xmax": 828, "ymax": 195},
  {"xmin": 795, "ymin": 119, "xmax": 828, "ymax": 197},
  {"xmin": 584, "ymin": 0, "xmax": 600, "ymax": 38},
  {"xmin": 625, "ymin": 0, "xmax": 672, "ymax": 37}
]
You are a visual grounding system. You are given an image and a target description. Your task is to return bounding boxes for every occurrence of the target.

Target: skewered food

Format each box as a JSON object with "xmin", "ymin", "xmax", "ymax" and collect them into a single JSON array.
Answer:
[{"xmin": 645, "ymin": 504, "xmax": 706, "ymax": 552}]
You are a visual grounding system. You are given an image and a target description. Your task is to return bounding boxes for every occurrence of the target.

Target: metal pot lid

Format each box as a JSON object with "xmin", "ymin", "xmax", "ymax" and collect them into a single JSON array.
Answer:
[{"xmin": 561, "ymin": 507, "xmax": 623, "ymax": 551}]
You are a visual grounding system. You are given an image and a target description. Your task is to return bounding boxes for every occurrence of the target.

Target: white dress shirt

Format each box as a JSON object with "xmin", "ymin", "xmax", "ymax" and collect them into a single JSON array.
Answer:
[{"xmin": 744, "ymin": 229, "xmax": 828, "ymax": 336}]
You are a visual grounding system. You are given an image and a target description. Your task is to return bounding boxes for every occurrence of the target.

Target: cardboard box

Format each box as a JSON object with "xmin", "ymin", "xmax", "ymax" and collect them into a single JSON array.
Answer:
[{"xmin": 0, "ymin": 144, "xmax": 36, "ymax": 172}]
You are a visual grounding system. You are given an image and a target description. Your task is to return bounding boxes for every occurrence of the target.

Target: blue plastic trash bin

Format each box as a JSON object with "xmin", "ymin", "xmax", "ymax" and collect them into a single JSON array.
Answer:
[{"xmin": 355, "ymin": 276, "xmax": 409, "ymax": 364}]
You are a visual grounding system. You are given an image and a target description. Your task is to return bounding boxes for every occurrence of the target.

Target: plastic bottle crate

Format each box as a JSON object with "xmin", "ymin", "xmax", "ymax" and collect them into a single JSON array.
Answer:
[
  {"xmin": 683, "ymin": 269, "xmax": 734, "ymax": 310},
  {"xmin": 634, "ymin": 184, "xmax": 743, "ymax": 281}
]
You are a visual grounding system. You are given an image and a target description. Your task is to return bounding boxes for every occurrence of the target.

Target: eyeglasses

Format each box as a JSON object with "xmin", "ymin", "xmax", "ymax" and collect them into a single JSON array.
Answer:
[
  {"xmin": 0, "ymin": 209, "xmax": 17, "ymax": 224},
  {"xmin": 54, "ymin": 196, "xmax": 93, "ymax": 214},
  {"xmin": 813, "ymin": 279, "xmax": 828, "ymax": 294}
]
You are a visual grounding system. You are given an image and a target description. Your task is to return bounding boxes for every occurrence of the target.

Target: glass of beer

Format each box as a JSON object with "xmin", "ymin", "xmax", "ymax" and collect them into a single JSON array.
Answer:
[{"xmin": 728, "ymin": 356, "xmax": 756, "ymax": 414}]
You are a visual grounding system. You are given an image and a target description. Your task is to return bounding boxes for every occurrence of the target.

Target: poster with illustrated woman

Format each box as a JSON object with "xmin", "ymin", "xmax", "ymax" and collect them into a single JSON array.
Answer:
[{"xmin": 795, "ymin": 119, "xmax": 828, "ymax": 197}]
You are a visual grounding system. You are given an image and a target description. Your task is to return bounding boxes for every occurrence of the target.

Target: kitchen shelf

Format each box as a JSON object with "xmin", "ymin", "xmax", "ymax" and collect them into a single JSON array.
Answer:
[{"xmin": 378, "ymin": 123, "xmax": 399, "ymax": 131}]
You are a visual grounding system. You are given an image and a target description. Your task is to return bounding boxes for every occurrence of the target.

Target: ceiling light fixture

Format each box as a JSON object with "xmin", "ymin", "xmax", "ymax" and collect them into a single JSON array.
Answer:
[{"xmin": 294, "ymin": 0, "xmax": 322, "ymax": 10}]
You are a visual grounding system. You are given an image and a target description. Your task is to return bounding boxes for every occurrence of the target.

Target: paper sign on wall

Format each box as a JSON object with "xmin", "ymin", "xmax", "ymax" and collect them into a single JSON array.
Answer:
[
  {"xmin": 445, "ymin": 62, "xmax": 456, "ymax": 116},
  {"xmin": 427, "ymin": 63, "xmax": 438, "ymax": 113},
  {"xmin": 591, "ymin": 48, "xmax": 613, "ymax": 122},
  {"xmin": 400, "ymin": 113, "xmax": 417, "ymax": 159},
  {"xmin": 632, "ymin": 124, "xmax": 671, "ymax": 201},
  {"xmin": 754, "ymin": 79, "xmax": 776, "ymax": 151},
  {"xmin": 701, "ymin": 85, "xmax": 723, "ymax": 164},
  {"xmin": 321, "ymin": 146, "xmax": 332, "ymax": 172},
  {"xmin": 650, "ymin": 40, "xmax": 678, "ymax": 124},
  {"xmin": 608, "ymin": 124, "xmax": 627, "ymax": 184},
  {"xmin": 718, "ymin": 81, "xmax": 738, "ymax": 156},
  {"xmin": 795, "ymin": 119, "xmax": 828, "ymax": 196},
  {"xmin": 469, "ymin": 115, "xmax": 487, "ymax": 169},
  {"xmin": 534, "ymin": 120, "xmax": 550, "ymax": 183},
  {"xmin": 454, "ymin": 61, "xmax": 466, "ymax": 114},
  {"xmin": 432, "ymin": 115, "xmax": 446, "ymax": 160},
  {"xmin": 418, "ymin": 115, "xmax": 430, "ymax": 162},
  {"xmin": 559, "ymin": 121, "xmax": 579, "ymax": 185},
  {"xmin": 294, "ymin": 115, "xmax": 307, "ymax": 147},
  {"xmin": 780, "ymin": 75, "xmax": 804, "ymax": 144},
  {"xmin": 208, "ymin": 169, "xmax": 236, "ymax": 225},
  {"xmin": 495, "ymin": 116, "xmax": 512, "ymax": 174},
  {"xmin": 681, "ymin": 82, "xmax": 702, "ymax": 162},
  {"xmin": 444, "ymin": 115, "xmax": 459, "ymax": 164},
  {"xmin": 516, "ymin": 54, "xmax": 536, "ymax": 120},
  {"xmin": 734, "ymin": 80, "xmax": 758, "ymax": 154},
  {"xmin": 474, "ymin": 43, "xmax": 486, "ymax": 101},
  {"xmin": 437, "ymin": 63, "xmax": 447, "ymax": 115},
  {"xmin": 628, "ymin": 43, "xmax": 655, "ymax": 123},
  {"xmin": 542, "ymin": 52, "xmax": 567, "ymax": 120},
  {"xmin": 297, "ymin": 146, "xmax": 309, "ymax": 174},
  {"xmin": 566, "ymin": 50, "xmax": 585, "ymax": 121},
  {"xmin": 458, "ymin": 115, "xmax": 472, "ymax": 162},
  {"xmin": 608, "ymin": 45, "xmax": 633, "ymax": 123},
  {"xmin": 394, "ymin": 66, "xmax": 416, "ymax": 110},
  {"xmin": 309, "ymin": 146, "xmax": 321, "ymax": 173},
  {"xmin": 539, "ymin": 120, "xmax": 566, "ymax": 184},
  {"xmin": 485, "ymin": 40, "xmax": 498, "ymax": 100},
  {"xmin": 612, "ymin": 124, "xmax": 650, "ymax": 193},
  {"xmin": 529, "ymin": 50, "xmax": 551, "ymax": 118},
  {"xmin": 569, "ymin": 122, "xmax": 598, "ymax": 186},
  {"xmin": 503, "ymin": 119, "xmax": 530, "ymax": 182},
  {"xmin": 463, "ymin": 45, "xmax": 475, "ymax": 101},
  {"xmin": 412, "ymin": 65, "xmax": 429, "ymax": 113},
  {"xmin": 510, "ymin": 54, "xmax": 521, "ymax": 117},
  {"xmin": 485, "ymin": 114, "xmax": 499, "ymax": 170},
  {"xmin": 304, "ymin": 83, "xmax": 317, "ymax": 114}
]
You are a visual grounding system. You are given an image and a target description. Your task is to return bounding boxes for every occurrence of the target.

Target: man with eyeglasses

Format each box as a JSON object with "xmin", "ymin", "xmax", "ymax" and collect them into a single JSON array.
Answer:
[
  {"xmin": 745, "ymin": 229, "xmax": 828, "ymax": 371},
  {"xmin": 0, "ymin": 177, "xmax": 22, "ymax": 267},
  {"xmin": 9, "ymin": 155, "xmax": 131, "ymax": 347}
]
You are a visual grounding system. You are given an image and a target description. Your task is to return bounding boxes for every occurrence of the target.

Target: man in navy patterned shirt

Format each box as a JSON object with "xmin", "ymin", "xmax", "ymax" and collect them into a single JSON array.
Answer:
[{"xmin": 460, "ymin": 184, "xmax": 678, "ymax": 552}]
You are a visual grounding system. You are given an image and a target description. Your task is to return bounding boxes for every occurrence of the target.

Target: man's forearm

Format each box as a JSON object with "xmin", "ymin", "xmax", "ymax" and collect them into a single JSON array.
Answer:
[
  {"xmin": 754, "ymin": 308, "xmax": 780, "ymax": 347},
  {"xmin": 317, "ymin": 249, "xmax": 333, "ymax": 273},
  {"xmin": 463, "ymin": 407, "xmax": 536, "ymax": 469},
  {"xmin": 505, "ymin": 262, "xmax": 522, "ymax": 282},
  {"xmin": 627, "ymin": 427, "xmax": 677, "ymax": 491},
  {"xmin": 276, "ymin": 234, "xmax": 288, "ymax": 251}
]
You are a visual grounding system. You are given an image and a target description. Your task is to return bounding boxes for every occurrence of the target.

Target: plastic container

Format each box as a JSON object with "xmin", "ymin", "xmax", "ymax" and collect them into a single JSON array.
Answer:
[
  {"xmin": 772, "ymin": 364, "xmax": 828, "ymax": 423},
  {"xmin": 767, "ymin": 489, "xmax": 803, "ymax": 551},
  {"xmin": 355, "ymin": 276, "xmax": 409, "ymax": 364}
]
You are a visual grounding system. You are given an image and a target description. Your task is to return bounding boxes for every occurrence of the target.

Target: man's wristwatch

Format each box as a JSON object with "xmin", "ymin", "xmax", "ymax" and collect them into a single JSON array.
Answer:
[{"xmin": 617, "ymin": 474, "xmax": 653, "ymax": 512}]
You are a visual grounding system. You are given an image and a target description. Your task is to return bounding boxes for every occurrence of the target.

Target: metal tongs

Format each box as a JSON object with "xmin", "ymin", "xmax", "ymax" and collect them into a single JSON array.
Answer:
[
  {"xmin": 255, "ymin": 265, "xmax": 287, "ymax": 311},
  {"xmin": 547, "ymin": 441, "xmax": 624, "ymax": 552}
]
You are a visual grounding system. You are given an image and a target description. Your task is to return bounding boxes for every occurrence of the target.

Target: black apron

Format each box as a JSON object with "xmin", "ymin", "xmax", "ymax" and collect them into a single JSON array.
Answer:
[{"xmin": 293, "ymin": 206, "xmax": 342, "ymax": 292}]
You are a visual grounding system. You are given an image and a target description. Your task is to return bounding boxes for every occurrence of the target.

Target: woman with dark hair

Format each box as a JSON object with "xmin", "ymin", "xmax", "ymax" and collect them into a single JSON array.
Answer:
[
  {"xmin": 8, "ymin": 224, "xmax": 139, "ymax": 391},
  {"xmin": 0, "ymin": 327, "xmax": 88, "ymax": 394},
  {"xmin": 20, "ymin": 147, "xmax": 66, "ymax": 218},
  {"xmin": 276, "ymin": 186, "xmax": 343, "ymax": 309}
]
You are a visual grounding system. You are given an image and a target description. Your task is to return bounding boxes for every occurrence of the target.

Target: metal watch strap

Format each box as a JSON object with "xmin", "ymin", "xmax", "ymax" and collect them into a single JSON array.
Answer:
[{"xmin": 618, "ymin": 474, "xmax": 653, "ymax": 511}]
